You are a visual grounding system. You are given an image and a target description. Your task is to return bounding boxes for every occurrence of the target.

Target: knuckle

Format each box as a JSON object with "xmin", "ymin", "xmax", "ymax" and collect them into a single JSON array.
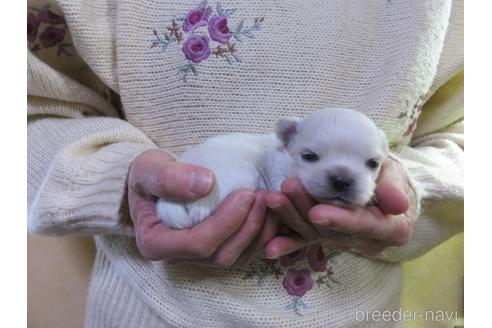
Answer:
[
  {"xmin": 277, "ymin": 193, "xmax": 291, "ymax": 207},
  {"xmin": 255, "ymin": 190, "xmax": 268, "ymax": 202},
  {"xmin": 154, "ymin": 172, "xmax": 171, "ymax": 195}
]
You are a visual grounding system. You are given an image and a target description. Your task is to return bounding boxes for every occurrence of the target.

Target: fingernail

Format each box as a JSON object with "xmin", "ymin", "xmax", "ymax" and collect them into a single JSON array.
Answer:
[
  {"xmin": 266, "ymin": 246, "xmax": 279, "ymax": 259},
  {"xmin": 189, "ymin": 171, "xmax": 213, "ymax": 196}
]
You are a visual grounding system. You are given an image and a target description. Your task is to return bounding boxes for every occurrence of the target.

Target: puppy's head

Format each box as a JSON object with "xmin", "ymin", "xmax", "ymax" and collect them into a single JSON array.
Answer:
[{"xmin": 276, "ymin": 108, "xmax": 389, "ymax": 206}]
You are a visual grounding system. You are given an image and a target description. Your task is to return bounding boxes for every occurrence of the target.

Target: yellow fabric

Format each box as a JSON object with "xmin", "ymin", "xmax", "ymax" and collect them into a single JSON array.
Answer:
[
  {"xmin": 402, "ymin": 234, "xmax": 464, "ymax": 328},
  {"xmin": 413, "ymin": 70, "xmax": 464, "ymax": 140},
  {"xmin": 402, "ymin": 71, "xmax": 464, "ymax": 328}
]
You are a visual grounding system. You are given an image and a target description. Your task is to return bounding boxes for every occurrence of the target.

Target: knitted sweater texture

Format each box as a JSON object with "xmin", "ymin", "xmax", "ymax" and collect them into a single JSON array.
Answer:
[{"xmin": 27, "ymin": 0, "xmax": 463, "ymax": 327}]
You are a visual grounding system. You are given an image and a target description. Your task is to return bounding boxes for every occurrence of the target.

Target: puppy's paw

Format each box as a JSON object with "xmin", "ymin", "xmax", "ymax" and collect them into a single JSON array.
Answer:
[{"xmin": 156, "ymin": 199, "xmax": 214, "ymax": 229}]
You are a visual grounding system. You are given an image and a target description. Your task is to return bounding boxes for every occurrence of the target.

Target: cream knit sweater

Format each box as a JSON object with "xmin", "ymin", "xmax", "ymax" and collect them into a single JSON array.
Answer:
[{"xmin": 27, "ymin": 0, "xmax": 463, "ymax": 327}]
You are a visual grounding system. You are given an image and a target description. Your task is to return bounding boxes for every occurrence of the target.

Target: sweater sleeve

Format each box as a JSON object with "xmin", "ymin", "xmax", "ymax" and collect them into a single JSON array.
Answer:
[
  {"xmin": 377, "ymin": 71, "xmax": 464, "ymax": 262},
  {"xmin": 27, "ymin": 51, "xmax": 157, "ymax": 236}
]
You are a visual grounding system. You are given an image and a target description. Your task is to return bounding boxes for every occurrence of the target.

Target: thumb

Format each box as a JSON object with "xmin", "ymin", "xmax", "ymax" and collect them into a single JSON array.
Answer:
[
  {"xmin": 129, "ymin": 150, "xmax": 215, "ymax": 201},
  {"xmin": 375, "ymin": 159, "xmax": 409, "ymax": 215}
]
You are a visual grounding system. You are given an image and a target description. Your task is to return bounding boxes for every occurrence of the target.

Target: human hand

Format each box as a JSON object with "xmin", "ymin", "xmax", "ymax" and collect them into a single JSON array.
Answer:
[
  {"xmin": 127, "ymin": 149, "xmax": 273, "ymax": 267},
  {"xmin": 264, "ymin": 158, "xmax": 417, "ymax": 258}
]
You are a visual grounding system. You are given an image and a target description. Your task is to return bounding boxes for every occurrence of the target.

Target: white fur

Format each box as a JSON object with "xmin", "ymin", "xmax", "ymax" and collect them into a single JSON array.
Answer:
[{"xmin": 156, "ymin": 108, "xmax": 388, "ymax": 229}]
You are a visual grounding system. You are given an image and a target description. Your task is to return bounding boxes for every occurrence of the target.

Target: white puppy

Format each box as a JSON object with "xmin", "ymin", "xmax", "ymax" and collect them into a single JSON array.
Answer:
[{"xmin": 156, "ymin": 108, "xmax": 389, "ymax": 229}]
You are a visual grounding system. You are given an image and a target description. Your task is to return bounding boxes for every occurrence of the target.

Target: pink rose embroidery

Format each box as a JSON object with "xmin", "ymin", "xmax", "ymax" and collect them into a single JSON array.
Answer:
[
  {"xmin": 182, "ymin": 35, "xmax": 211, "ymax": 63},
  {"xmin": 399, "ymin": 97, "xmax": 424, "ymax": 138},
  {"xmin": 308, "ymin": 243, "xmax": 328, "ymax": 272},
  {"xmin": 150, "ymin": 1, "xmax": 264, "ymax": 81},
  {"xmin": 208, "ymin": 16, "xmax": 231, "ymax": 44},
  {"xmin": 282, "ymin": 268, "xmax": 313, "ymax": 297},
  {"xmin": 27, "ymin": 13, "xmax": 40, "ymax": 43},
  {"xmin": 182, "ymin": 6, "xmax": 212, "ymax": 32},
  {"xmin": 243, "ymin": 245, "xmax": 340, "ymax": 316},
  {"xmin": 40, "ymin": 26, "xmax": 65, "ymax": 48},
  {"xmin": 403, "ymin": 119, "xmax": 417, "ymax": 136},
  {"xmin": 27, "ymin": 6, "xmax": 74, "ymax": 57},
  {"xmin": 279, "ymin": 248, "xmax": 307, "ymax": 267}
]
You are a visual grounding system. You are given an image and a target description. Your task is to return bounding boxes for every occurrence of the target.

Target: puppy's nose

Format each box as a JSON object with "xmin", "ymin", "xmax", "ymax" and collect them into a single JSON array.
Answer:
[{"xmin": 329, "ymin": 176, "xmax": 353, "ymax": 192}]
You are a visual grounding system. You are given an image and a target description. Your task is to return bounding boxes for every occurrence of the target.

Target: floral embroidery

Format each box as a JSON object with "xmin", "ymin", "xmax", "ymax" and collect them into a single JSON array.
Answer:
[
  {"xmin": 183, "ymin": 5, "xmax": 212, "ymax": 32},
  {"xmin": 398, "ymin": 96, "xmax": 425, "ymax": 137},
  {"xmin": 243, "ymin": 259, "xmax": 284, "ymax": 285},
  {"xmin": 283, "ymin": 269, "xmax": 313, "ymax": 315},
  {"xmin": 27, "ymin": 5, "xmax": 74, "ymax": 57},
  {"xmin": 283, "ymin": 269, "xmax": 314, "ymax": 297},
  {"xmin": 151, "ymin": 0, "xmax": 264, "ymax": 81},
  {"xmin": 279, "ymin": 248, "xmax": 306, "ymax": 267},
  {"xmin": 242, "ymin": 243, "xmax": 340, "ymax": 316},
  {"xmin": 39, "ymin": 26, "xmax": 66, "ymax": 48},
  {"xmin": 182, "ymin": 35, "xmax": 211, "ymax": 63},
  {"xmin": 209, "ymin": 16, "xmax": 232, "ymax": 43},
  {"xmin": 27, "ymin": 14, "xmax": 40, "ymax": 43},
  {"xmin": 307, "ymin": 243, "xmax": 328, "ymax": 272}
]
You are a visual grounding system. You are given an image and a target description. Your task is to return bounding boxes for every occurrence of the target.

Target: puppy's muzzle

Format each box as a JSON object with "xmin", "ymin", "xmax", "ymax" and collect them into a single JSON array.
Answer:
[{"xmin": 329, "ymin": 175, "xmax": 353, "ymax": 193}]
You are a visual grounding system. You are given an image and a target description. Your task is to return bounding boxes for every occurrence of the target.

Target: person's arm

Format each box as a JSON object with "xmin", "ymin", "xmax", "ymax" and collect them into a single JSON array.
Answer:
[
  {"xmin": 27, "ymin": 3, "xmax": 273, "ymax": 267},
  {"xmin": 27, "ymin": 51, "xmax": 156, "ymax": 236}
]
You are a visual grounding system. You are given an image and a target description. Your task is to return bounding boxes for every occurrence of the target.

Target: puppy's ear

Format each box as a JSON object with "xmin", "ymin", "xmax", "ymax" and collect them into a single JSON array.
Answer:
[
  {"xmin": 379, "ymin": 129, "xmax": 389, "ymax": 155},
  {"xmin": 276, "ymin": 117, "xmax": 302, "ymax": 147}
]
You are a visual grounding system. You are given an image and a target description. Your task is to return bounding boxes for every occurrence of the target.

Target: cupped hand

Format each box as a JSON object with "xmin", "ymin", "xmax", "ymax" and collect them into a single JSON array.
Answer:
[
  {"xmin": 264, "ymin": 158, "xmax": 417, "ymax": 258},
  {"xmin": 127, "ymin": 149, "xmax": 274, "ymax": 267}
]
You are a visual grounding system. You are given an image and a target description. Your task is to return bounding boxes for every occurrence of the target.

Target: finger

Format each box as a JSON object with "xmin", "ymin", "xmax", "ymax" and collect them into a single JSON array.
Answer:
[
  {"xmin": 185, "ymin": 189, "xmax": 256, "ymax": 257},
  {"xmin": 212, "ymin": 191, "xmax": 268, "ymax": 267},
  {"xmin": 234, "ymin": 214, "xmax": 279, "ymax": 267},
  {"xmin": 135, "ymin": 189, "xmax": 255, "ymax": 260},
  {"xmin": 266, "ymin": 192, "xmax": 319, "ymax": 240},
  {"xmin": 265, "ymin": 235, "xmax": 308, "ymax": 259},
  {"xmin": 309, "ymin": 205, "xmax": 412, "ymax": 246},
  {"xmin": 129, "ymin": 150, "xmax": 215, "ymax": 201},
  {"xmin": 130, "ymin": 188, "xmax": 191, "ymax": 260},
  {"xmin": 281, "ymin": 177, "xmax": 317, "ymax": 218},
  {"xmin": 375, "ymin": 159, "xmax": 409, "ymax": 215}
]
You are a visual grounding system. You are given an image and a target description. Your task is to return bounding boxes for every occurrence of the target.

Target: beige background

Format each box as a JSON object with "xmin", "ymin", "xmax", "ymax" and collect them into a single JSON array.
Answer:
[{"xmin": 27, "ymin": 234, "xmax": 95, "ymax": 328}]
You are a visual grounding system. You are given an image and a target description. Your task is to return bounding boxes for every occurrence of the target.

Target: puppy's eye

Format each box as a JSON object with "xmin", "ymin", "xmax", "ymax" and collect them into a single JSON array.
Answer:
[
  {"xmin": 366, "ymin": 159, "xmax": 379, "ymax": 169},
  {"xmin": 301, "ymin": 152, "xmax": 319, "ymax": 162}
]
